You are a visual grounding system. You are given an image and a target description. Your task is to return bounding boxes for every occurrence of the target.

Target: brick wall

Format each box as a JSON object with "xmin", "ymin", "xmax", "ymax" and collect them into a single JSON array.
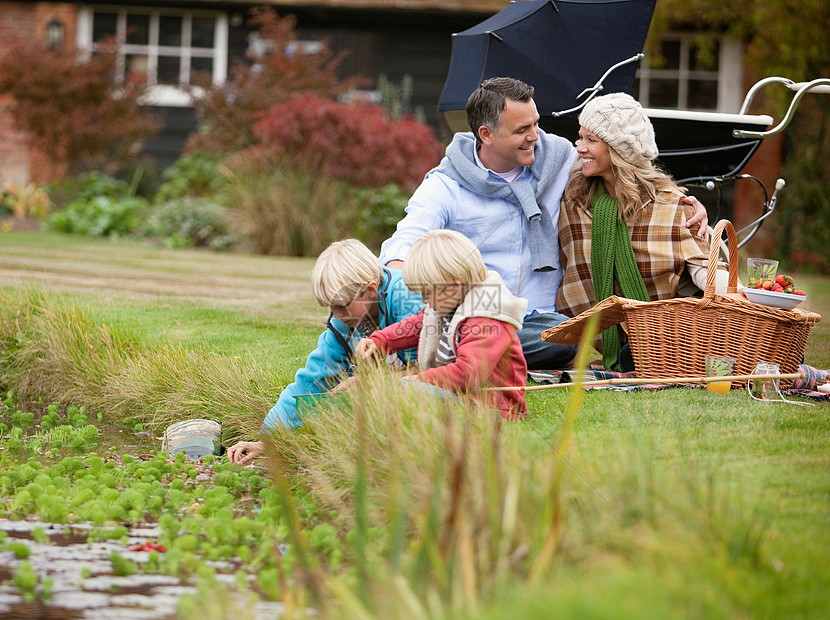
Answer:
[
  {"xmin": 0, "ymin": 2, "xmax": 36, "ymax": 41},
  {"xmin": 0, "ymin": 2, "xmax": 77, "ymax": 184},
  {"xmin": 0, "ymin": 94, "xmax": 30, "ymax": 184}
]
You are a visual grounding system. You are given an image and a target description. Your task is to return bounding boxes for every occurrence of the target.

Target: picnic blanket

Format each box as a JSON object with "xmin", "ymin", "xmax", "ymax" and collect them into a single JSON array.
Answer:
[{"xmin": 528, "ymin": 364, "xmax": 830, "ymax": 402}]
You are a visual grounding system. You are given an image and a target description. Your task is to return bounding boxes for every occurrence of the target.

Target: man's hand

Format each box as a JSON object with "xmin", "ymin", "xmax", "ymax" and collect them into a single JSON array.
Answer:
[
  {"xmin": 682, "ymin": 195, "xmax": 709, "ymax": 240},
  {"xmin": 227, "ymin": 440, "xmax": 264, "ymax": 465}
]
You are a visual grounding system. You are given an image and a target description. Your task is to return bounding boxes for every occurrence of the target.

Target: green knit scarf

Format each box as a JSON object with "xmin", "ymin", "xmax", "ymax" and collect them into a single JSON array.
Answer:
[{"xmin": 590, "ymin": 185, "xmax": 650, "ymax": 371}]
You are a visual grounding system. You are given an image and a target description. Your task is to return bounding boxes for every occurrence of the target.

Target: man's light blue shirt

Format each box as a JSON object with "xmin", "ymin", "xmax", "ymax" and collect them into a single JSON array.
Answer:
[{"xmin": 380, "ymin": 138, "xmax": 577, "ymax": 315}]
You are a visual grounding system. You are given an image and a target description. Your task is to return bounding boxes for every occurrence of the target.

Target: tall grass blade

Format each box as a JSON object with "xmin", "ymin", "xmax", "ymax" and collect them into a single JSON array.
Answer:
[
  {"xmin": 530, "ymin": 312, "xmax": 600, "ymax": 582},
  {"xmin": 263, "ymin": 435, "xmax": 326, "ymax": 606},
  {"xmin": 353, "ymin": 396, "xmax": 373, "ymax": 611}
]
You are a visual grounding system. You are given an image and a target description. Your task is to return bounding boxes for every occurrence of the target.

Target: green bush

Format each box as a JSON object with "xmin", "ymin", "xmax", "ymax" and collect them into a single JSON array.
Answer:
[
  {"xmin": 773, "ymin": 98, "xmax": 830, "ymax": 273},
  {"xmin": 142, "ymin": 197, "xmax": 234, "ymax": 250},
  {"xmin": 47, "ymin": 171, "xmax": 134, "ymax": 211},
  {"xmin": 349, "ymin": 184, "xmax": 410, "ymax": 251},
  {"xmin": 48, "ymin": 195, "xmax": 149, "ymax": 237},
  {"xmin": 154, "ymin": 151, "xmax": 228, "ymax": 203}
]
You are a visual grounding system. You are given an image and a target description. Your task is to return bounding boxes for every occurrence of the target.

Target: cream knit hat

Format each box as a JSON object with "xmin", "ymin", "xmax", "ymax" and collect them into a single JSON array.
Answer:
[{"xmin": 578, "ymin": 93, "xmax": 658, "ymax": 165}]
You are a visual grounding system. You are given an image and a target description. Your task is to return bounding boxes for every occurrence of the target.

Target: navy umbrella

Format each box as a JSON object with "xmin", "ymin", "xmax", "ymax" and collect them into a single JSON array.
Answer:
[{"xmin": 438, "ymin": 0, "xmax": 655, "ymax": 120}]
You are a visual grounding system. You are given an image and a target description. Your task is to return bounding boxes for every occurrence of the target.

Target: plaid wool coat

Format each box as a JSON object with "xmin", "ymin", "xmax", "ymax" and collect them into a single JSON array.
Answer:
[{"xmin": 556, "ymin": 187, "xmax": 711, "ymax": 318}]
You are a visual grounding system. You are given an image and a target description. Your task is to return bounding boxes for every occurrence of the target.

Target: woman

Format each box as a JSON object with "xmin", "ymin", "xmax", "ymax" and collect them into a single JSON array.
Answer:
[{"xmin": 556, "ymin": 92, "xmax": 727, "ymax": 371}]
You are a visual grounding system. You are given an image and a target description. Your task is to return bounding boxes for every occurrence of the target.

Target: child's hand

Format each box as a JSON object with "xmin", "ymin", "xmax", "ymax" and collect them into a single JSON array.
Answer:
[
  {"xmin": 227, "ymin": 440, "xmax": 264, "ymax": 465},
  {"xmin": 355, "ymin": 337, "xmax": 379, "ymax": 360},
  {"xmin": 331, "ymin": 376, "xmax": 359, "ymax": 392}
]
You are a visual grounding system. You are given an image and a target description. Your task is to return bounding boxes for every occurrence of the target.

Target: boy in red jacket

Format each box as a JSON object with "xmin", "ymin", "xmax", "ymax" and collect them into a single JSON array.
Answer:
[{"xmin": 356, "ymin": 229, "xmax": 529, "ymax": 419}]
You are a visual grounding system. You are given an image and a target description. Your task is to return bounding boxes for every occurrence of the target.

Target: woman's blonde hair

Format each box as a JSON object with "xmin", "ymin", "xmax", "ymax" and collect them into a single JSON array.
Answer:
[
  {"xmin": 403, "ymin": 229, "xmax": 488, "ymax": 295},
  {"xmin": 563, "ymin": 145, "xmax": 683, "ymax": 221},
  {"xmin": 311, "ymin": 239, "xmax": 383, "ymax": 307}
]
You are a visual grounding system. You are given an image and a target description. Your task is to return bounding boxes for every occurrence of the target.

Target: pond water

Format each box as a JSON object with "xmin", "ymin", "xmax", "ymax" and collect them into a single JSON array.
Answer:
[
  {"xmin": 0, "ymin": 409, "xmax": 284, "ymax": 619},
  {"xmin": 0, "ymin": 517, "xmax": 286, "ymax": 618},
  {"xmin": 1, "ymin": 520, "xmax": 182, "ymax": 619},
  {"xmin": 0, "ymin": 478, "xmax": 286, "ymax": 620}
]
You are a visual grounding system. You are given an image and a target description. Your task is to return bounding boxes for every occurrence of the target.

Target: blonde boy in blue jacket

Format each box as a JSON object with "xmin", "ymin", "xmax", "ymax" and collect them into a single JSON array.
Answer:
[{"xmin": 227, "ymin": 239, "xmax": 422, "ymax": 464}]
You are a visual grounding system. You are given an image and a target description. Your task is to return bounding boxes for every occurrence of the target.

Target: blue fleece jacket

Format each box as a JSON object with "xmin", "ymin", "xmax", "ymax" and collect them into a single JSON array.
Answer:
[{"xmin": 261, "ymin": 268, "xmax": 423, "ymax": 431}]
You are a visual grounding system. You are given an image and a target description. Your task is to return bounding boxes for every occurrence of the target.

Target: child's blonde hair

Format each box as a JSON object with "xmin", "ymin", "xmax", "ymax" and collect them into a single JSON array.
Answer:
[
  {"xmin": 403, "ymin": 229, "xmax": 487, "ymax": 295},
  {"xmin": 311, "ymin": 239, "xmax": 383, "ymax": 307}
]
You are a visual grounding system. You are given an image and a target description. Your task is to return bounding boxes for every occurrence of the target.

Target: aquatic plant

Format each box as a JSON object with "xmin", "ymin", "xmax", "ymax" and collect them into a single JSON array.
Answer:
[
  {"xmin": 5, "ymin": 540, "xmax": 31, "ymax": 559},
  {"xmin": 108, "ymin": 551, "xmax": 138, "ymax": 577},
  {"xmin": 13, "ymin": 560, "xmax": 38, "ymax": 603}
]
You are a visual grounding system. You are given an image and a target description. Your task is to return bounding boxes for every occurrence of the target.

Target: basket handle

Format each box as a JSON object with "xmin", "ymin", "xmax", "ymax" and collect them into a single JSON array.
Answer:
[{"xmin": 698, "ymin": 219, "xmax": 738, "ymax": 309}]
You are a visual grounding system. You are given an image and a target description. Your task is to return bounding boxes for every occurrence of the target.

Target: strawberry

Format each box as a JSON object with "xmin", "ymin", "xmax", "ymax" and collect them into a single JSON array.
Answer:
[
  {"xmin": 794, "ymin": 289, "xmax": 805, "ymax": 296},
  {"xmin": 127, "ymin": 541, "xmax": 167, "ymax": 552},
  {"xmin": 775, "ymin": 274, "xmax": 786, "ymax": 286},
  {"xmin": 762, "ymin": 280, "xmax": 773, "ymax": 290},
  {"xmin": 772, "ymin": 284, "xmax": 784, "ymax": 293}
]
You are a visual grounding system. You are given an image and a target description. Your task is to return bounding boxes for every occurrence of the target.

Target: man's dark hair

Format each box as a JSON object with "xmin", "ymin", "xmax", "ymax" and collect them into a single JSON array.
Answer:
[{"xmin": 465, "ymin": 77, "xmax": 535, "ymax": 147}]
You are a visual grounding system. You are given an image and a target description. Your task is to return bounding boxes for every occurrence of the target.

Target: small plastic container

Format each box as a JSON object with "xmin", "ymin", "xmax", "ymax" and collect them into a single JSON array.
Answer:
[{"xmin": 162, "ymin": 419, "xmax": 222, "ymax": 459}]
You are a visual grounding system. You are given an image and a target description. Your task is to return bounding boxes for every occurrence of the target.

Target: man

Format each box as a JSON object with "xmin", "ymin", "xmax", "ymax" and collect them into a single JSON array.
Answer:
[{"xmin": 380, "ymin": 77, "xmax": 707, "ymax": 370}]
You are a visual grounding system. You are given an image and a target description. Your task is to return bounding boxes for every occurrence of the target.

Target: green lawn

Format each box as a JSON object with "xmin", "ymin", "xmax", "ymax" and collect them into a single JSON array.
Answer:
[{"xmin": 3, "ymin": 230, "xmax": 827, "ymax": 366}]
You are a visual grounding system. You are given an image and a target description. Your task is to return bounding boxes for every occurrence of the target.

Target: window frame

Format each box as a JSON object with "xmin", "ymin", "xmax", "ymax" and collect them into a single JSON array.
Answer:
[
  {"xmin": 635, "ymin": 33, "xmax": 743, "ymax": 113},
  {"xmin": 76, "ymin": 5, "xmax": 228, "ymax": 107}
]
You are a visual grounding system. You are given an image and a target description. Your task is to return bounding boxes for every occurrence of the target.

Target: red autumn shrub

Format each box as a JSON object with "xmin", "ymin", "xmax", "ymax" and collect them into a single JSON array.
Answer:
[
  {"xmin": 252, "ymin": 91, "xmax": 443, "ymax": 190},
  {"xmin": 0, "ymin": 38, "xmax": 158, "ymax": 180},
  {"xmin": 187, "ymin": 7, "xmax": 359, "ymax": 154}
]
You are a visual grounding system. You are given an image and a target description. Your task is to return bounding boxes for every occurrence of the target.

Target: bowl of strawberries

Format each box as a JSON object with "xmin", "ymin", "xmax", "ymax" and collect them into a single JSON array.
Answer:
[{"xmin": 742, "ymin": 273, "xmax": 806, "ymax": 309}]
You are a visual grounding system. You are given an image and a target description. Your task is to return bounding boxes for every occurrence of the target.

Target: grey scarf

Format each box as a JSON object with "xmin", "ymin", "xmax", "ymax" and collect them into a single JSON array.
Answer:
[{"xmin": 437, "ymin": 130, "xmax": 573, "ymax": 272}]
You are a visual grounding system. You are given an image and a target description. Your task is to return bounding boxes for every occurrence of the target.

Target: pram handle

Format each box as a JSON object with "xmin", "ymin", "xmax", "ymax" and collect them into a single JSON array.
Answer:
[
  {"xmin": 550, "ymin": 53, "xmax": 645, "ymax": 117},
  {"xmin": 734, "ymin": 77, "xmax": 830, "ymax": 139}
]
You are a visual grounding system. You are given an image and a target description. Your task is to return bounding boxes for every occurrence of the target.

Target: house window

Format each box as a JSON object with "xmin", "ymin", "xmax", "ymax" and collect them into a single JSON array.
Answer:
[
  {"xmin": 633, "ymin": 34, "xmax": 743, "ymax": 112},
  {"xmin": 77, "ymin": 6, "xmax": 228, "ymax": 107}
]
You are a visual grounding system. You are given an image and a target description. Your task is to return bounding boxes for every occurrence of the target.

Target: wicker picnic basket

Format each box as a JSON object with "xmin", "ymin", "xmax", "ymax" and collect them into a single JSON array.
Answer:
[{"xmin": 543, "ymin": 220, "xmax": 821, "ymax": 386}]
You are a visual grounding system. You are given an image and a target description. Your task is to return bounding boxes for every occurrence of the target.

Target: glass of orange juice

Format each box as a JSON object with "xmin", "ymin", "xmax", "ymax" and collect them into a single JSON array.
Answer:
[{"xmin": 705, "ymin": 355, "xmax": 736, "ymax": 393}]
